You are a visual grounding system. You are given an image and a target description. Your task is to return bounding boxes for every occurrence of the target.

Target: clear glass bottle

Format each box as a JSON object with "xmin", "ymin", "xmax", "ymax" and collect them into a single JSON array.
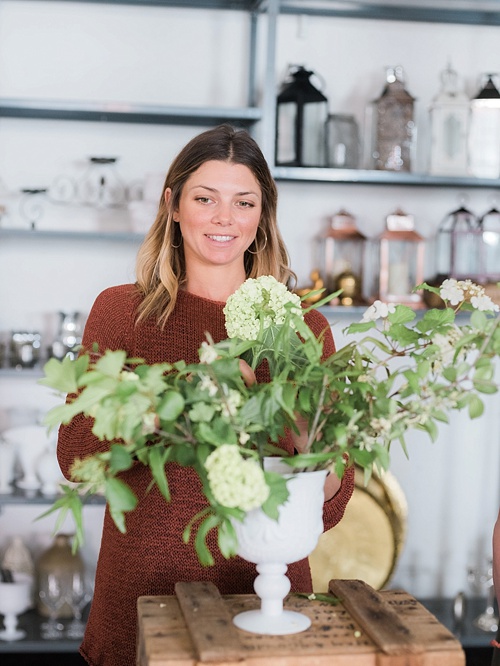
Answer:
[
  {"xmin": 36, "ymin": 534, "xmax": 85, "ymax": 619},
  {"xmin": 368, "ymin": 66, "xmax": 416, "ymax": 172}
]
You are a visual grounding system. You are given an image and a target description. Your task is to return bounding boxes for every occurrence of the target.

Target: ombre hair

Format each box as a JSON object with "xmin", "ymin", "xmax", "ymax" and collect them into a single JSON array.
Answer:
[{"xmin": 135, "ymin": 124, "xmax": 295, "ymax": 327}]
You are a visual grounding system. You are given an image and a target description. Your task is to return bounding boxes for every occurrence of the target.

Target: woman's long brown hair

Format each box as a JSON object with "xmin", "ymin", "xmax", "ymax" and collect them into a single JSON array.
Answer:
[{"xmin": 135, "ymin": 124, "xmax": 295, "ymax": 327}]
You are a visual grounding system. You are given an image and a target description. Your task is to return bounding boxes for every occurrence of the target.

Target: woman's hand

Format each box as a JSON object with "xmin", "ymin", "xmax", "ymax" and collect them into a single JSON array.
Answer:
[
  {"xmin": 239, "ymin": 359, "xmax": 256, "ymax": 387},
  {"xmin": 290, "ymin": 413, "xmax": 342, "ymax": 501}
]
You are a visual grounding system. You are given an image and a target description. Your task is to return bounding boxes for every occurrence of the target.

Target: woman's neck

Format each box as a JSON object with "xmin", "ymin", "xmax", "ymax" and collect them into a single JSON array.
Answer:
[{"xmin": 185, "ymin": 265, "xmax": 247, "ymax": 303}]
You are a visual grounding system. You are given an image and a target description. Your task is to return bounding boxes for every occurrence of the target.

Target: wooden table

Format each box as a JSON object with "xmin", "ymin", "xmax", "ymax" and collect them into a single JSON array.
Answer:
[{"xmin": 136, "ymin": 579, "xmax": 465, "ymax": 666}]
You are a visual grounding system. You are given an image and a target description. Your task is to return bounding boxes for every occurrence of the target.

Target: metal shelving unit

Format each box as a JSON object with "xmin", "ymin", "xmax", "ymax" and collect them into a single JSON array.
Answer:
[{"xmin": 4, "ymin": 2, "xmax": 500, "ymax": 188}]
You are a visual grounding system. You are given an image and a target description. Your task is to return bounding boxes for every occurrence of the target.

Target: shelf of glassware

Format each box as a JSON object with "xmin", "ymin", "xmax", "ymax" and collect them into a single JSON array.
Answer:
[{"xmin": 272, "ymin": 166, "xmax": 500, "ymax": 189}]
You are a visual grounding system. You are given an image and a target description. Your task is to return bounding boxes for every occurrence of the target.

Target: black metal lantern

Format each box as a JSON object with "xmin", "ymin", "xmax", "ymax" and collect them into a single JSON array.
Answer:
[
  {"xmin": 275, "ymin": 66, "xmax": 328, "ymax": 167},
  {"xmin": 436, "ymin": 203, "xmax": 481, "ymax": 281}
]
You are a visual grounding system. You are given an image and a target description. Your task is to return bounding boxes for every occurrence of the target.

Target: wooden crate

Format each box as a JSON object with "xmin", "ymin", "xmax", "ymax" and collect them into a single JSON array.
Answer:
[{"xmin": 136, "ymin": 579, "xmax": 465, "ymax": 666}]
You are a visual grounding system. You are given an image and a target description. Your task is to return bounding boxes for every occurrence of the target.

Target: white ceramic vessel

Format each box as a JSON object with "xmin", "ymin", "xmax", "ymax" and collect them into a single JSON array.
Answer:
[
  {"xmin": 2, "ymin": 425, "xmax": 51, "ymax": 491},
  {"xmin": 231, "ymin": 458, "xmax": 327, "ymax": 635},
  {"xmin": 0, "ymin": 577, "xmax": 32, "ymax": 641}
]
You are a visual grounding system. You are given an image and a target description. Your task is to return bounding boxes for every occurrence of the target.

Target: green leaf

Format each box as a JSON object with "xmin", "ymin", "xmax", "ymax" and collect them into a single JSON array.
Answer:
[
  {"xmin": 388, "ymin": 305, "xmax": 415, "ymax": 325},
  {"xmin": 36, "ymin": 485, "xmax": 85, "ymax": 551},
  {"xmin": 38, "ymin": 355, "xmax": 89, "ymax": 394},
  {"xmin": 157, "ymin": 390, "xmax": 185, "ymax": 421},
  {"xmin": 468, "ymin": 394, "xmax": 485, "ymax": 419},
  {"xmin": 95, "ymin": 350, "xmax": 128, "ymax": 377},
  {"xmin": 345, "ymin": 321, "xmax": 376, "ymax": 334},
  {"xmin": 294, "ymin": 592, "xmax": 341, "ymax": 605},
  {"xmin": 387, "ymin": 324, "xmax": 421, "ymax": 345},
  {"xmin": 109, "ymin": 445, "xmax": 133, "ymax": 473},
  {"xmin": 148, "ymin": 446, "xmax": 171, "ymax": 502},
  {"xmin": 261, "ymin": 472, "xmax": 289, "ymax": 520},
  {"xmin": 194, "ymin": 514, "xmax": 221, "ymax": 566},
  {"xmin": 105, "ymin": 477, "xmax": 138, "ymax": 533},
  {"xmin": 217, "ymin": 518, "xmax": 239, "ymax": 559}
]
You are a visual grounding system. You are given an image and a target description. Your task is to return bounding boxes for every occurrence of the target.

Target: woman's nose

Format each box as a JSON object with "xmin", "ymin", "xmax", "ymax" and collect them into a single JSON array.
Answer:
[{"xmin": 212, "ymin": 202, "xmax": 232, "ymax": 225}]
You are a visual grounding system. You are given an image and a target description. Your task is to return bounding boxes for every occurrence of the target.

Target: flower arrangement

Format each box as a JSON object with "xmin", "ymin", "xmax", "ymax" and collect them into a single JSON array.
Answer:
[{"xmin": 39, "ymin": 276, "xmax": 500, "ymax": 564}]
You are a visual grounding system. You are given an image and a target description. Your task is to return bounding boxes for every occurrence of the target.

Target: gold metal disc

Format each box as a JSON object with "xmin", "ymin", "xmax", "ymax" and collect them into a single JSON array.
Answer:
[{"xmin": 310, "ymin": 466, "xmax": 407, "ymax": 591}]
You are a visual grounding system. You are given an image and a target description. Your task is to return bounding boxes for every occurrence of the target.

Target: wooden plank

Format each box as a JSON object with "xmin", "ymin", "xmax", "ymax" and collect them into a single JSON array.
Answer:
[
  {"xmin": 174, "ymin": 581, "xmax": 245, "ymax": 663},
  {"xmin": 329, "ymin": 579, "xmax": 423, "ymax": 657}
]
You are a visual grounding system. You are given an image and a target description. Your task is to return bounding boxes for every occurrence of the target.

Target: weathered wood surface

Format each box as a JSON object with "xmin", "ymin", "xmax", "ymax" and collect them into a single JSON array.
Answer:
[
  {"xmin": 136, "ymin": 580, "xmax": 465, "ymax": 666},
  {"xmin": 329, "ymin": 579, "xmax": 423, "ymax": 656},
  {"xmin": 174, "ymin": 582, "xmax": 244, "ymax": 662}
]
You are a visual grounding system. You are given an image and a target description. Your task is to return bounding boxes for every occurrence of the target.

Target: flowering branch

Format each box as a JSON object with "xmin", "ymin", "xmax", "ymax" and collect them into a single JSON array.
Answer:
[{"xmin": 38, "ymin": 276, "xmax": 499, "ymax": 563}]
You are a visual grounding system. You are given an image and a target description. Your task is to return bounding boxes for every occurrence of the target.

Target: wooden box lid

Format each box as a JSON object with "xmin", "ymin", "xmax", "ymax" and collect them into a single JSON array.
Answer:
[{"xmin": 136, "ymin": 579, "xmax": 465, "ymax": 666}]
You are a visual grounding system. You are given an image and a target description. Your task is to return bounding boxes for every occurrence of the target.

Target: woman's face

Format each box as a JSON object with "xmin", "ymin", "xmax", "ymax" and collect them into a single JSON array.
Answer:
[{"xmin": 168, "ymin": 160, "xmax": 262, "ymax": 275}]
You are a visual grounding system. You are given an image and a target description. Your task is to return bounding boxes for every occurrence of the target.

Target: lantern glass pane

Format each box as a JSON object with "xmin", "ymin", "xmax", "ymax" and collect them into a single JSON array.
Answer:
[
  {"xmin": 483, "ymin": 231, "xmax": 500, "ymax": 278},
  {"xmin": 302, "ymin": 101, "xmax": 328, "ymax": 166},
  {"xmin": 387, "ymin": 240, "xmax": 416, "ymax": 296},
  {"xmin": 276, "ymin": 102, "xmax": 297, "ymax": 164}
]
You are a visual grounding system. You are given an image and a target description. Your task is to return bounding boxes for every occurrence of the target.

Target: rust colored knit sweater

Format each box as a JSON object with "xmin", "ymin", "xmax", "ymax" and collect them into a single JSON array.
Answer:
[{"xmin": 57, "ymin": 284, "xmax": 355, "ymax": 666}]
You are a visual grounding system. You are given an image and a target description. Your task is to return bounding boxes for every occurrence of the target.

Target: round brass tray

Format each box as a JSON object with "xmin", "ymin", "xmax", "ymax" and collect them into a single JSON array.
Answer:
[{"xmin": 310, "ymin": 466, "xmax": 408, "ymax": 591}]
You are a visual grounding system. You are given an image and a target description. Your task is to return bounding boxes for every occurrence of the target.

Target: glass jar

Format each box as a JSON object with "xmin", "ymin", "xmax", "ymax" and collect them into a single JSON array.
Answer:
[{"xmin": 325, "ymin": 114, "xmax": 360, "ymax": 168}]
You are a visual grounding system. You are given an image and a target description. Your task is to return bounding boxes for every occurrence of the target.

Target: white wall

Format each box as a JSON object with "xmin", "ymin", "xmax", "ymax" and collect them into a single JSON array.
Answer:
[{"xmin": 0, "ymin": 0, "xmax": 499, "ymax": 600}]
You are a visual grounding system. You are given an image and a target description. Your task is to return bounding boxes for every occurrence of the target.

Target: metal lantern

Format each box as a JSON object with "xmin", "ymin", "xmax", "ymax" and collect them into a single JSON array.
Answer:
[
  {"xmin": 468, "ymin": 74, "xmax": 500, "ymax": 179},
  {"xmin": 378, "ymin": 208, "xmax": 425, "ymax": 305},
  {"xmin": 479, "ymin": 206, "xmax": 500, "ymax": 282},
  {"xmin": 369, "ymin": 66, "xmax": 416, "ymax": 172},
  {"xmin": 429, "ymin": 63, "xmax": 469, "ymax": 177},
  {"xmin": 436, "ymin": 203, "xmax": 481, "ymax": 281},
  {"xmin": 317, "ymin": 209, "xmax": 366, "ymax": 306},
  {"xmin": 275, "ymin": 66, "xmax": 328, "ymax": 167}
]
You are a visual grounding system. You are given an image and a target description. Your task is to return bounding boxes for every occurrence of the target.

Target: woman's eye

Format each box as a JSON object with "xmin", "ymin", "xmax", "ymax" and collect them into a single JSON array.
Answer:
[
  {"xmin": 237, "ymin": 201, "xmax": 254, "ymax": 208},
  {"xmin": 196, "ymin": 196, "xmax": 211, "ymax": 204}
]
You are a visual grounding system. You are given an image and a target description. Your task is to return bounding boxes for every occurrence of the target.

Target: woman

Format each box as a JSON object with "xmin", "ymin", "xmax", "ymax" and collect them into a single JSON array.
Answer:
[{"xmin": 57, "ymin": 124, "xmax": 355, "ymax": 666}]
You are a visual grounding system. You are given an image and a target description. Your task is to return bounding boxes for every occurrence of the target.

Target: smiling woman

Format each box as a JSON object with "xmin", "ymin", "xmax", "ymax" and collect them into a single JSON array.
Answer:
[{"xmin": 55, "ymin": 124, "xmax": 355, "ymax": 666}]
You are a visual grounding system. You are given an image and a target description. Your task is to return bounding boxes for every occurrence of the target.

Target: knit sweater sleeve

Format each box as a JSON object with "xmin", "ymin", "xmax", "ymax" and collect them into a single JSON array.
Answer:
[
  {"xmin": 57, "ymin": 285, "xmax": 138, "ymax": 480},
  {"xmin": 303, "ymin": 309, "xmax": 355, "ymax": 532}
]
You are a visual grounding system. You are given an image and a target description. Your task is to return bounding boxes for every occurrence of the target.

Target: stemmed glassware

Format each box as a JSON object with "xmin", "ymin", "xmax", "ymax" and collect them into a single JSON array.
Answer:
[
  {"xmin": 65, "ymin": 571, "xmax": 92, "ymax": 639},
  {"xmin": 467, "ymin": 560, "xmax": 499, "ymax": 632},
  {"xmin": 38, "ymin": 572, "xmax": 66, "ymax": 639}
]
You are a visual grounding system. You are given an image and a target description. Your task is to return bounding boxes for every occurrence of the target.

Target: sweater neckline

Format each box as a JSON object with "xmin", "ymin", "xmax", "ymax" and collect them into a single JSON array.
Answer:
[{"xmin": 177, "ymin": 288, "xmax": 226, "ymax": 307}]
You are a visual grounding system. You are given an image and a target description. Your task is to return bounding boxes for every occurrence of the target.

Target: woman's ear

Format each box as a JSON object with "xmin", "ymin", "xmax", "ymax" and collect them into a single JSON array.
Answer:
[
  {"xmin": 164, "ymin": 187, "xmax": 172, "ymax": 207},
  {"xmin": 164, "ymin": 187, "xmax": 179, "ymax": 220}
]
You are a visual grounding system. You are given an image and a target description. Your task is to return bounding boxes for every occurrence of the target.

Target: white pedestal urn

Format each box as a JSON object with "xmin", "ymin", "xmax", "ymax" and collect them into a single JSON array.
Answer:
[{"xmin": 231, "ymin": 458, "xmax": 327, "ymax": 635}]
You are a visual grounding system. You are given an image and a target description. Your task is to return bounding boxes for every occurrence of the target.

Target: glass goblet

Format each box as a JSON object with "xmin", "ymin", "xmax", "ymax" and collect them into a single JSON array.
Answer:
[
  {"xmin": 65, "ymin": 572, "xmax": 92, "ymax": 639},
  {"xmin": 38, "ymin": 573, "xmax": 65, "ymax": 639}
]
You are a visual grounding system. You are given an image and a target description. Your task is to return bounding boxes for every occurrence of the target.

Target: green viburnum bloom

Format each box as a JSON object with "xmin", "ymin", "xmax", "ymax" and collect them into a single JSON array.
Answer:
[
  {"xmin": 204, "ymin": 444, "xmax": 270, "ymax": 511},
  {"xmin": 37, "ymin": 276, "xmax": 500, "ymax": 565}
]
